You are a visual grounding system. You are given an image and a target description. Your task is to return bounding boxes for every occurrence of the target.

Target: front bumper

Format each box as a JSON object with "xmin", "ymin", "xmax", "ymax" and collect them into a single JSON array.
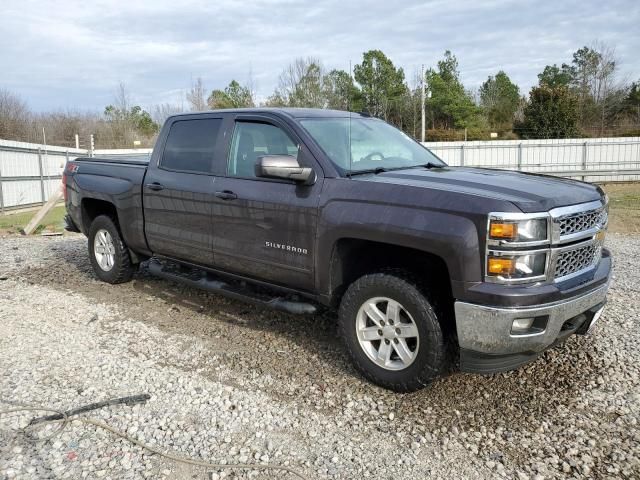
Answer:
[{"xmin": 454, "ymin": 280, "xmax": 610, "ymax": 373}]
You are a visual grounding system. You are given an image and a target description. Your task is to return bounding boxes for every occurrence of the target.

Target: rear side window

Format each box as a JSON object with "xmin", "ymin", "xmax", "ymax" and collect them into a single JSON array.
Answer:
[{"xmin": 161, "ymin": 119, "xmax": 222, "ymax": 173}]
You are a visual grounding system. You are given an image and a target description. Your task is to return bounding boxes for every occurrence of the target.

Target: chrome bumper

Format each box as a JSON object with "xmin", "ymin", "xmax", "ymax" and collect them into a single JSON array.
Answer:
[{"xmin": 454, "ymin": 281, "xmax": 610, "ymax": 355}]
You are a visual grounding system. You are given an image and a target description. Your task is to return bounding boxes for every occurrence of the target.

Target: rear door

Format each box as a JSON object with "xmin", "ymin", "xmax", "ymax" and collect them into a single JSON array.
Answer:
[
  {"xmin": 143, "ymin": 115, "xmax": 224, "ymax": 265},
  {"xmin": 210, "ymin": 115, "xmax": 323, "ymax": 291}
]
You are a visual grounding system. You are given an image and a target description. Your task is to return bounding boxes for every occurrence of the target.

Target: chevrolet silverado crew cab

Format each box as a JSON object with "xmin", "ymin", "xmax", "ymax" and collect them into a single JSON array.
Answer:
[{"xmin": 63, "ymin": 108, "xmax": 611, "ymax": 392}]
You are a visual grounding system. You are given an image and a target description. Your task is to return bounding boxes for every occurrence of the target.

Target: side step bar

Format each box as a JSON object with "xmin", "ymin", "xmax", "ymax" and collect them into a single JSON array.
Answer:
[{"xmin": 146, "ymin": 260, "xmax": 317, "ymax": 315}]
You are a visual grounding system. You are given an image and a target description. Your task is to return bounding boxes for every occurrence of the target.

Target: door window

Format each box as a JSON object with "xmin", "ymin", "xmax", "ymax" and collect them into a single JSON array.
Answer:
[
  {"xmin": 227, "ymin": 122, "xmax": 298, "ymax": 178},
  {"xmin": 161, "ymin": 118, "xmax": 222, "ymax": 173}
]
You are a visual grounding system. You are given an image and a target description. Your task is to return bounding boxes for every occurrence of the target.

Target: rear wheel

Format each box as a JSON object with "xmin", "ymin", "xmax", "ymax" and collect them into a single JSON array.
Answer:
[
  {"xmin": 339, "ymin": 272, "xmax": 446, "ymax": 392},
  {"xmin": 88, "ymin": 215, "xmax": 135, "ymax": 284}
]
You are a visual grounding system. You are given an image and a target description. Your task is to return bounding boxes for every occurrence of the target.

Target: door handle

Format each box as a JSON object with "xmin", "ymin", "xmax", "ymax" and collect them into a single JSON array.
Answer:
[
  {"xmin": 215, "ymin": 190, "xmax": 238, "ymax": 200},
  {"xmin": 146, "ymin": 182, "xmax": 164, "ymax": 191}
]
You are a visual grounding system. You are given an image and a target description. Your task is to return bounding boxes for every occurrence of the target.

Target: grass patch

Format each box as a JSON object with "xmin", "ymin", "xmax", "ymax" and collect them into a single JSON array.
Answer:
[
  {"xmin": 602, "ymin": 183, "xmax": 640, "ymax": 234},
  {"xmin": 0, "ymin": 205, "xmax": 66, "ymax": 234}
]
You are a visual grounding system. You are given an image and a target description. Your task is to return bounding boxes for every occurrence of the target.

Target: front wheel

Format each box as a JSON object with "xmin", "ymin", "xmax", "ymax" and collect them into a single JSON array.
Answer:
[
  {"xmin": 339, "ymin": 272, "xmax": 446, "ymax": 392},
  {"xmin": 88, "ymin": 215, "xmax": 135, "ymax": 284}
]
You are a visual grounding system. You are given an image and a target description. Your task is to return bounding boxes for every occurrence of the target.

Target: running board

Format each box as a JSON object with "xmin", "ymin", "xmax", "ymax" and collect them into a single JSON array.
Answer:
[{"xmin": 146, "ymin": 259, "xmax": 317, "ymax": 315}]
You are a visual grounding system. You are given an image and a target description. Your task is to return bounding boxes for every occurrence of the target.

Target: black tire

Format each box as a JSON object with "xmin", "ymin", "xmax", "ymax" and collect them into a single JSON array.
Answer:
[
  {"xmin": 88, "ymin": 215, "xmax": 135, "ymax": 284},
  {"xmin": 338, "ymin": 271, "xmax": 446, "ymax": 392}
]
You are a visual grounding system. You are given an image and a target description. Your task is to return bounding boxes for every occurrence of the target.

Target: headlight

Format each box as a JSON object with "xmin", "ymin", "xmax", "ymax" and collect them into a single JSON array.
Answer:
[
  {"xmin": 487, "ymin": 251, "xmax": 547, "ymax": 280},
  {"xmin": 489, "ymin": 218, "xmax": 548, "ymax": 243},
  {"xmin": 486, "ymin": 212, "xmax": 551, "ymax": 284}
]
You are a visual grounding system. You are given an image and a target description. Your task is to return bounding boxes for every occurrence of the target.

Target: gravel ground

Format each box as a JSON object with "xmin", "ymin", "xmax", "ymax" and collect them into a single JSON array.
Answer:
[{"xmin": 0, "ymin": 233, "xmax": 638, "ymax": 480}]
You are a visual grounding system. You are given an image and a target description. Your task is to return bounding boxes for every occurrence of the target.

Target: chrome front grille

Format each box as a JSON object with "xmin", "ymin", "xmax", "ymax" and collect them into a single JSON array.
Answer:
[
  {"xmin": 554, "ymin": 241, "xmax": 603, "ymax": 280},
  {"xmin": 551, "ymin": 200, "xmax": 608, "ymax": 281},
  {"xmin": 557, "ymin": 206, "xmax": 607, "ymax": 238}
]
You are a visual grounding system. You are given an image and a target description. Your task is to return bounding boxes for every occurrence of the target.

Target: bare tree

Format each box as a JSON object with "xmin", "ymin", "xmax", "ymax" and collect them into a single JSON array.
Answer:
[
  {"xmin": 186, "ymin": 77, "xmax": 208, "ymax": 111},
  {"xmin": 590, "ymin": 42, "xmax": 627, "ymax": 133},
  {"xmin": 268, "ymin": 58, "xmax": 326, "ymax": 108},
  {"xmin": 114, "ymin": 82, "xmax": 131, "ymax": 112},
  {"xmin": 152, "ymin": 102, "xmax": 185, "ymax": 126},
  {"xmin": 568, "ymin": 41, "xmax": 628, "ymax": 132},
  {"xmin": 0, "ymin": 84, "xmax": 161, "ymax": 148},
  {"xmin": 34, "ymin": 110, "xmax": 99, "ymax": 147},
  {"xmin": 246, "ymin": 65, "xmax": 257, "ymax": 106},
  {"xmin": 0, "ymin": 89, "xmax": 31, "ymax": 141}
]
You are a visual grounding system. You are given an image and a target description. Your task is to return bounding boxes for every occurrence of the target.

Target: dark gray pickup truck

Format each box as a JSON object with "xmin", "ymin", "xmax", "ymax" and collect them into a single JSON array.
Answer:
[{"xmin": 63, "ymin": 108, "xmax": 611, "ymax": 391}]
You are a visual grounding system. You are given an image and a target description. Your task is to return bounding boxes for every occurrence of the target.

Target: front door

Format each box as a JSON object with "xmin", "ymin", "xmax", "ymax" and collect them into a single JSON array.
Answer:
[
  {"xmin": 211, "ymin": 117, "xmax": 322, "ymax": 291},
  {"xmin": 143, "ymin": 116, "xmax": 224, "ymax": 265}
]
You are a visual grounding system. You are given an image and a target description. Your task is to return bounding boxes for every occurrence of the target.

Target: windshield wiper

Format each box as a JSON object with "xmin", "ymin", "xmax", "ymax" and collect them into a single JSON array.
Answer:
[
  {"xmin": 346, "ymin": 167, "xmax": 388, "ymax": 177},
  {"xmin": 347, "ymin": 163, "xmax": 444, "ymax": 177},
  {"xmin": 413, "ymin": 162, "xmax": 443, "ymax": 169}
]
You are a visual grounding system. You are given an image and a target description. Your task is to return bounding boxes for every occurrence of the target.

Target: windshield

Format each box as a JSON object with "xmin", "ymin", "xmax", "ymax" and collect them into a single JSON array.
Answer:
[{"xmin": 300, "ymin": 117, "xmax": 446, "ymax": 175}]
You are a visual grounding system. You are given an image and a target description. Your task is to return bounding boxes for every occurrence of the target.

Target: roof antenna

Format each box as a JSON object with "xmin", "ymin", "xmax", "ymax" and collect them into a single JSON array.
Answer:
[
  {"xmin": 348, "ymin": 60, "xmax": 352, "ymax": 175},
  {"xmin": 348, "ymin": 111, "xmax": 353, "ymax": 176}
]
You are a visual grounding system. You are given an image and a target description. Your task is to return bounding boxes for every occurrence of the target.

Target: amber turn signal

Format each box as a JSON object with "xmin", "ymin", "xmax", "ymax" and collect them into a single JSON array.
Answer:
[
  {"xmin": 489, "ymin": 221, "xmax": 517, "ymax": 239},
  {"xmin": 487, "ymin": 257, "xmax": 515, "ymax": 275}
]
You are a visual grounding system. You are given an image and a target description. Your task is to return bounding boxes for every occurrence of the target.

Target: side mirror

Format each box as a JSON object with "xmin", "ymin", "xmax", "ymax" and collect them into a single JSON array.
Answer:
[{"xmin": 255, "ymin": 155, "xmax": 316, "ymax": 185}]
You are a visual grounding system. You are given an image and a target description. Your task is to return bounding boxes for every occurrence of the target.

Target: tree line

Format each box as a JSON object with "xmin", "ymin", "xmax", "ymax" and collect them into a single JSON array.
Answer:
[
  {"xmin": 0, "ymin": 83, "xmax": 159, "ymax": 148},
  {"xmin": 1, "ymin": 42, "xmax": 639, "ymax": 148}
]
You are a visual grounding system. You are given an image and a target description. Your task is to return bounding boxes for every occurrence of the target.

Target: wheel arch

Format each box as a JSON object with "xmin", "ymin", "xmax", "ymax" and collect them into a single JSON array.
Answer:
[
  {"xmin": 81, "ymin": 198, "xmax": 145, "ymax": 264},
  {"xmin": 81, "ymin": 198, "xmax": 119, "ymax": 234},
  {"xmin": 328, "ymin": 238, "xmax": 454, "ymax": 310}
]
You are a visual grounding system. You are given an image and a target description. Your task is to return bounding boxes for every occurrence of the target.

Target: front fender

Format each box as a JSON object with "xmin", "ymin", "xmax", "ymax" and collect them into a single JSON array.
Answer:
[{"xmin": 316, "ymin": 199, "xmax": 482, "ymax": 296}]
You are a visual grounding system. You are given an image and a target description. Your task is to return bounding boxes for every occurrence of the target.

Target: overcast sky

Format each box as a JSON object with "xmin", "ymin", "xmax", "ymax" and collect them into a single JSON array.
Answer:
[{"xmin": 2, "ymin": 0, "xmax": 639, "ymax": 112}]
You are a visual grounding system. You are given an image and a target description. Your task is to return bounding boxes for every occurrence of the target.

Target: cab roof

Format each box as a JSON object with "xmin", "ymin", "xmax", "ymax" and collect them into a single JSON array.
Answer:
[{"xmin": 169, "ymin": 107, "xmax": 372, "ymax": 120}]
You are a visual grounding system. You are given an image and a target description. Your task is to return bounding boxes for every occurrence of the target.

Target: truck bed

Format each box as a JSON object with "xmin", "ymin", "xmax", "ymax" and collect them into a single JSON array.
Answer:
[{"xmin": 65, "ymin": 155, "xmax": 149, "ymax": 255}]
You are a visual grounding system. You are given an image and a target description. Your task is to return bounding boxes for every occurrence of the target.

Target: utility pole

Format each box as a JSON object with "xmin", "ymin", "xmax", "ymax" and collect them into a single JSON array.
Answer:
[
  {"xmin": 348, "ymin": 59, "xmax": 352, "ymax": 111},
  {"xmin": 421, "ymin": 64, "xmax": 425, "ymax": 143},
  {"xmin": 42, "ymin": 127, "xmax": 50, "ymax": 201}
]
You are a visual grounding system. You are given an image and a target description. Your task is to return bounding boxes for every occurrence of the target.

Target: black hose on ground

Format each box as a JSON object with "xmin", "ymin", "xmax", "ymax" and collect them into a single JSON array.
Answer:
[{"xmin": 1, "ymin": 395, "xmax": 309, "ymax": 479}]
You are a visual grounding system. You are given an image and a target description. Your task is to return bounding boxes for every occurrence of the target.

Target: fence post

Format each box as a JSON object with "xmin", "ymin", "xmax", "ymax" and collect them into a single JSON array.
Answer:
[
  {"xmin": 460, "ymin": 144, "xmax": 465, "ymax": 166},
  {"xmin": 517, "ymin": 142, "xmax": 523, "ymax": 171},
  {"xmin": 0, "ymin": 166, "xmax": 4, "ymax": 214},
  {"xmin": 37, "ymin": 148, "xmax": 45, "ymax": 204},
  {"xmin": 582, "ymin": 141, "xmax": 588, "ymax": 181},
  {"xmin": 90, "ymin": 134, "xmax": 95, "ymax": 157},
  {"xmin": 75, "ymin": 134, "xmax": 79, "ymax": 150}
]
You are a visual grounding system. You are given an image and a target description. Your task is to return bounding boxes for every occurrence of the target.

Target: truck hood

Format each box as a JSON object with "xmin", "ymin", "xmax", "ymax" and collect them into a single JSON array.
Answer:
[{"xmin": 354, "ymin": 166, "xmax": 604, "ymax": 212}]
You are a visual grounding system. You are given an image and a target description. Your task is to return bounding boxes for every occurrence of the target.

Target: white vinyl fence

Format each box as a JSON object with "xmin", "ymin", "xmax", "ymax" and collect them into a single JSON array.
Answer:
[
  {"xmin": 1, "ymin": 137, "xmax": 639, "ymax": 212},
  {"xmin": 0, "ymin": 139, "xmax": 151, "ymax": 212},
  {"xmin": 423, "ymin": 137, "xmax": 640, "ymax": 183}
]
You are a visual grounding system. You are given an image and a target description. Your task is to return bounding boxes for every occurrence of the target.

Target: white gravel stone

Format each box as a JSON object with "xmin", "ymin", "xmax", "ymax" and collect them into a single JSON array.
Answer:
[{"xmin": 0, "ymin": 234, "xmax": 639, "ymax": 479}]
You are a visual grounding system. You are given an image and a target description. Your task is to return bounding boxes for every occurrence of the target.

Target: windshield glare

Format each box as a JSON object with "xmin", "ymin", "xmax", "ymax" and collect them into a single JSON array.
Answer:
[{"xmin": 300, "ymin": 117, "xmax": 446, "ymax": 175}]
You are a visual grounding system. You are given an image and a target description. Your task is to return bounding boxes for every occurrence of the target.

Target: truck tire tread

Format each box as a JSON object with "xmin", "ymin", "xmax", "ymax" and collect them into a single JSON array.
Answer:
[
  {"xmin": 88, "ymin": 215, "xmax": 135, "ymax": 284},
  {"xmin": 338, "ymin": 270, "xmax": 446, "ymax": 392}
]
